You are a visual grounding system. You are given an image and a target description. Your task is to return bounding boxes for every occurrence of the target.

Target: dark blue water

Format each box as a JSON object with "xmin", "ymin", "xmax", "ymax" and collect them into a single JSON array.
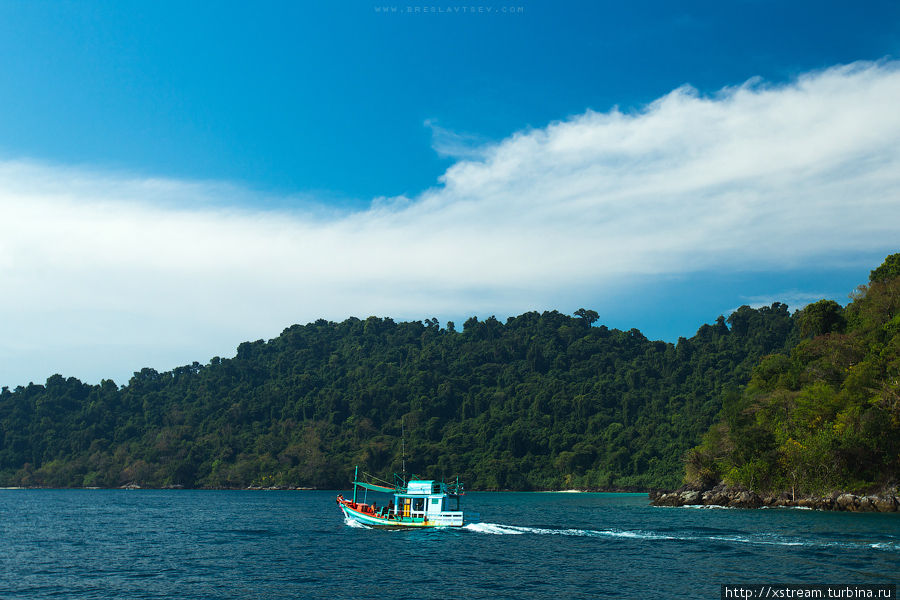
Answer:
[{"xmin": 1, "ymin": 490, "xmax": 897, "ymax": 599}]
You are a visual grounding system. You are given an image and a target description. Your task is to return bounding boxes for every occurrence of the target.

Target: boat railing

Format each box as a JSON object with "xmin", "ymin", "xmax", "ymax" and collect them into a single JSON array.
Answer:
[{"xmin": 432, "ymin": 511, "xmax": 464, "ymax": 518}]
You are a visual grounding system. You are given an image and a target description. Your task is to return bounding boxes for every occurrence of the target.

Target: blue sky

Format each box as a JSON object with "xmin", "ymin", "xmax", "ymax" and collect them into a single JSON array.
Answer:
[{"xmin": 1, "ymin": 1, "xmax": 899, "ymax": 387}]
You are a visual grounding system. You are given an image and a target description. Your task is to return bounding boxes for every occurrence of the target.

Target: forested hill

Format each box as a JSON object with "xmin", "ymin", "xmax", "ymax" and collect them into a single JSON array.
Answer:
[
  {"xmin": 685, "ymin": 255, "xmax": 900, "ymax": 496},
  {"xmin": 0, "ymin": 305, "xmax": 798, "ymax": 490}
]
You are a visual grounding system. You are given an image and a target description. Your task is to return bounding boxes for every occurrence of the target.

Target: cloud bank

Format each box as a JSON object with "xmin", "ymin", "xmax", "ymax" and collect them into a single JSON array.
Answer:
[{"xmin": 2, "ymin": 61, "xmax": 900, "ymax": 386}]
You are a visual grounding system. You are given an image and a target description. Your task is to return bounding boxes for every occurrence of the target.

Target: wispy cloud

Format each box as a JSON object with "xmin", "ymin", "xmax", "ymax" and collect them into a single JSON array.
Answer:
[
  {"xmin": 2, "ymin": 60, "xmax": 899, "ymax": 386},
  {"xmin": 425, "ymin": 119, "xmax": 492, "ymax": 160}
]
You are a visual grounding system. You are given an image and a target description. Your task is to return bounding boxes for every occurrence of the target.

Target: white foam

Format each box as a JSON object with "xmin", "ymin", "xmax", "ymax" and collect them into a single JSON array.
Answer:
[
  {"xmin": 602, "ymin": 530, "xmax": 675, "ymax": 540},
  {"xmin": 464, "ymin": 523, "xmax": 526, "ymax": 535},
  {"xmin": 344, "ymin": 516, "xmax": 370, "ymax": 529},
  {"xmin": 870, "ymin": 542, "xmax": 900, "ymax": 551},
  {"xmin": 462, "ymin": 521, "xmax": 899, "ymax": 553},
  {"xmin": 464, "ymin": 522, "xmax": 673, "ymax": 540}
]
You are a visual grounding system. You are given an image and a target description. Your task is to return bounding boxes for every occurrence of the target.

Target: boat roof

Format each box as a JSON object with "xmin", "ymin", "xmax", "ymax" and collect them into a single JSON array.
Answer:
[
  {"xmin": 350, "ymin": 468, "xmax": 462, "ymax": 496},
  {"xmin": 352, "ymin": 478, "xmax": 444, "ymax": 495},
  {"xmin": 406, "ymin": 480, "xmax": 441, "ymax": 494},
  {"xmin": 353, "ymin": 480, "xmax": 397, "ymax": 494}
]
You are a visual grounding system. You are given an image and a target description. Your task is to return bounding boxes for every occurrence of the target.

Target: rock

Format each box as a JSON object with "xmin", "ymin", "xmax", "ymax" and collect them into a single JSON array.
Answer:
[
  {"xmin": 650, "ymin": 484, "xmax": 899, "ymax": 512},
  {"xmin": 655, "ymin": 493, "xmax": 672, "ymax": 506},
  {"xmin": 769, "ymin": 494, "xmax": 791, "ymax": 508},
  {"xmin": 705, "ymin": 490, "xmax": 731, "ymax": 505},
  {"xmin": 836, "ymin": 493, "xmax": 859, "ymax": 511},
  {"xmin": 857, "ymin": 496, "xmax": 878, "ymax": 512},
  {"xmin": 797, "ymin": 497, "xmax": 817, "ymax": 509},
  {"xmin": 681, "ymin": 490, "xmax": 701, "ymax": 504},
  {"xmin": 873, "ymin": 496, "xmax": 898, "ymax": 512},
  {"xmin": 728, "ymin": 490, "xmax": 762, "ymax": 509},
  {"xmin": 651, "ymin": 492, "xmax": 681, "ymax": 506}
]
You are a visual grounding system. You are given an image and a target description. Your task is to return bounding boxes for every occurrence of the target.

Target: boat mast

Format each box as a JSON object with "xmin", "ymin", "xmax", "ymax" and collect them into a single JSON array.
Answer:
[
  {"xmin": 401, "ymin": 415, "xmax": 406, "ymax": 484},
  {"xmin": 352, "ymin": 465, "xmax": 359, "ymax": 503}
]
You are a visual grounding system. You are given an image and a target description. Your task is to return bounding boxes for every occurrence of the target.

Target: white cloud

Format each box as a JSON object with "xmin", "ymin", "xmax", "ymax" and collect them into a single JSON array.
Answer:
[{"xmin": 2, "ymin": 60, "xmax": 900, "ymax": 386}]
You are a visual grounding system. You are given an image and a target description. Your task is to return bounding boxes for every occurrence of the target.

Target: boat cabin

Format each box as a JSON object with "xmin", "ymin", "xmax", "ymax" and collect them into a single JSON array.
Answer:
[{"xmin": 394, "ymin": 480, "xmax": 461, "ymax": 519}]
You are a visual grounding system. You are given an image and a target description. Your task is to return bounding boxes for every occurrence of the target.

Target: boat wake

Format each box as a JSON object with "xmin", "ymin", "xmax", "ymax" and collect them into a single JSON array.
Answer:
[
  {"xmin": 463, "ymin": 522, "xmax": 900, "ymax": 552},
  {"xmin": 464, "ymin": 522, "xmax": 672, "ymax": 540}
]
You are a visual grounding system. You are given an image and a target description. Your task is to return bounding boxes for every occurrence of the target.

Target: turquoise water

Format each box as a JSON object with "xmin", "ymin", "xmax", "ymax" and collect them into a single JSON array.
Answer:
[{"xmin": 1, "ymin": 490, "xmax": 897, "ymax": 599}]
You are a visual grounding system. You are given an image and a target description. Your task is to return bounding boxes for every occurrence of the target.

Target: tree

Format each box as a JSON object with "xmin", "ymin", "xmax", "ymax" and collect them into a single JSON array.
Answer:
[
  {"xmin": 869, "ymin": 253, "xmax": 900, "ymax": 283},
  {"xmin": 798, "ymin": 299, "xmax": 845, "ymax": 338},
  {"xmin": 574, "ymin": 308, "xmax": 599, "ymax": 327}
]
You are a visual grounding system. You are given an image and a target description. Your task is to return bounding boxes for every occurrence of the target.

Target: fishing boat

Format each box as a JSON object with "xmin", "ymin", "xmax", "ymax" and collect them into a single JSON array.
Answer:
[{"xmin": 336, "ymin": 466, "xmax": 468, "ymax": 528}]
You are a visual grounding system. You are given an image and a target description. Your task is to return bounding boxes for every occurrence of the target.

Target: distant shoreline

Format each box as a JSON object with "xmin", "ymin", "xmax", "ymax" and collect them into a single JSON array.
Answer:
[{"xmin": 1, "ymin": 485, "xmax": 651, "ymax": 494}]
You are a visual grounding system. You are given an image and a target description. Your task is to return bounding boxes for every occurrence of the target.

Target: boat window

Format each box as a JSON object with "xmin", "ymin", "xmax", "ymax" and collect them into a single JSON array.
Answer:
[{"xmin": 413, "ymin": 498, "xmax": 425, "ymax": 512}]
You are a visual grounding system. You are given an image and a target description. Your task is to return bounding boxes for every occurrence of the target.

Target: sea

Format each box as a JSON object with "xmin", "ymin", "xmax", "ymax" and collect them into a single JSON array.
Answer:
[{"xmin": 1, "ymin": 489, "xmax": 897, "ymax": 599}]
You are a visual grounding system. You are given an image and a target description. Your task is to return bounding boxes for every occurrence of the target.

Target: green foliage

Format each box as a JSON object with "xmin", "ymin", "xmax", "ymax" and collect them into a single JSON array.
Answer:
[
  {"xmin": 574, "ymin": 308, "xmax": 599, "ymax": 327},
  {"xmin": 0, "ymin": 304, "xmax": 798, "ymax": 491},
  {"xmin": 869, "ymin": 253, "xmax": 900, "ymax": 283},
  {"xmin": 688, "ymin": 256, "xmax": 900, "ymax": 495},
  {"xmin": 798, "ymin": 300, "xmax": 845, "ymax": 338}
]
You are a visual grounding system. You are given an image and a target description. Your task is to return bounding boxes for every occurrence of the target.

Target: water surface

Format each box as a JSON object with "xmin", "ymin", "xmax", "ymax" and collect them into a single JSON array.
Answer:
[{"xmin": 1, "ymin": 490, "xmax": 897, "ymax": 599}]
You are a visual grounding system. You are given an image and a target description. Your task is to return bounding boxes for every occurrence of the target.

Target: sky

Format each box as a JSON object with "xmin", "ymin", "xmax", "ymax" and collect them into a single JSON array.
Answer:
[{"xmin": 1, "ymin": 0, "xmax": 899, "ymax": 388}]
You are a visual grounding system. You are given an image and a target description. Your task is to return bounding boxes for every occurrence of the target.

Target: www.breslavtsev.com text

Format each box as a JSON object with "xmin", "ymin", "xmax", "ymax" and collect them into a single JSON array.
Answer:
[{"xmin": 373, "ymin": 6, "xmax": 525, "ymax": 14}]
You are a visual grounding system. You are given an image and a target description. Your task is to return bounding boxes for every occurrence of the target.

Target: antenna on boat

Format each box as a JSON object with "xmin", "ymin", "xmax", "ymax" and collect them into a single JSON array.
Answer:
[{"xmin": 401, "ymin": 415, "xmax": 407, "ymax": 484}]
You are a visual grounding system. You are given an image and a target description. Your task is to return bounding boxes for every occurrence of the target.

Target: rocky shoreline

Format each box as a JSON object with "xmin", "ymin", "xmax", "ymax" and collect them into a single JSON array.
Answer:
[{"xmin": 650, "ymin": 483, "xmax": 899, "ymax": 512}]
